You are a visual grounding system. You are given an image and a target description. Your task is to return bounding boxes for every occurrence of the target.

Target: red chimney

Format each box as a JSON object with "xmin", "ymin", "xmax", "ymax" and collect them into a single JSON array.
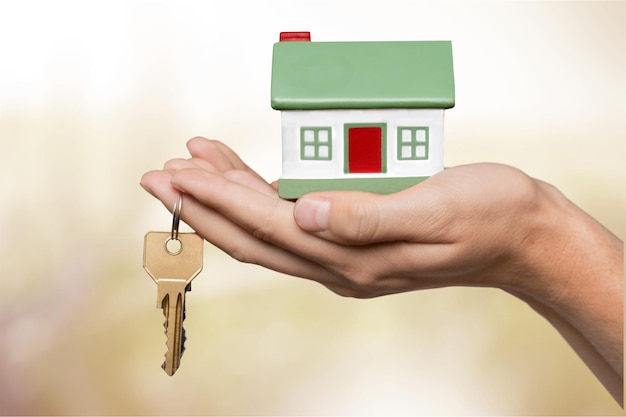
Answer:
[{"xmin": 279, "ymin": 32, "xmax": 311, "ymax": 42}]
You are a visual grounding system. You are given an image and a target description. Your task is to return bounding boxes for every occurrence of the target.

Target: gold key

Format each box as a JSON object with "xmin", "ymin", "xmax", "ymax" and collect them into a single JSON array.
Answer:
[
  {"xmin": 144, "ymin": 232, "xmax": 203, "ymax": 375},
  {"xmin": 143, "ymin": 195, "xmax": 203, "ymax": 375}
]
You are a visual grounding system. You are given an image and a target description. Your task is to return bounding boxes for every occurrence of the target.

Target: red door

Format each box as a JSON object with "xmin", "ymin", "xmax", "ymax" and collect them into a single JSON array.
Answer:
[{"xmin": 347, "ymin": 126, "xmax": 382, "ymax": 173}]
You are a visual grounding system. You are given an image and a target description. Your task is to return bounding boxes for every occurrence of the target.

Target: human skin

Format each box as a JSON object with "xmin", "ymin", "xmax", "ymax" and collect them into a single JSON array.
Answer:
[{"xmin": 141, "ymin": 137, "xmax": 623, "ymax": 404}]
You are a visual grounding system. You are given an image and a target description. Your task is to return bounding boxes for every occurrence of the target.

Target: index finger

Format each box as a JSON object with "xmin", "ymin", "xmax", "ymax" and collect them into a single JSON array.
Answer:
[
  {"xmin": 170, "ymin": 167, "xmax": 346, "ymax": 264},
  {"xmin": 186, "ymin": 137, "xmax": 268, "ymax": 184}
]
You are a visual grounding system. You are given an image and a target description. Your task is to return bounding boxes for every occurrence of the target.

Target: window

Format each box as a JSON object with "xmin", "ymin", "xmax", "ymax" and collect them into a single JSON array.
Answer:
[
  {"xmin": 397, "ymin": 127, "xmax": 429, "ymax": 160},
  {"xmin": 300, "ymin": 127, "xmax": 332, "ymax": 160}
]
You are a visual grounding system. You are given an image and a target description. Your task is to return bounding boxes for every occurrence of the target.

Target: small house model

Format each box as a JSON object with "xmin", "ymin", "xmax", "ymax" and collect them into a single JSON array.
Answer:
[{"xmin": 271, "ymin": 32, "xmax": 455, "ymax": 199}]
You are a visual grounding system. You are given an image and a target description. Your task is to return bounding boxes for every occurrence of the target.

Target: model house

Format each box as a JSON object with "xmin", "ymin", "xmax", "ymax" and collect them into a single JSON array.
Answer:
[{"xmin": 271, "ymin": 32, "xmax": 455, "ymax": 199}]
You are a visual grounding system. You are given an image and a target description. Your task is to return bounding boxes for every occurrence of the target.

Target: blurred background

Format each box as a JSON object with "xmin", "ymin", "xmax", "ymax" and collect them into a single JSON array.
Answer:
[{"xmin": 1, "ymin": 0, "xmax": 624, "ymax": 414}]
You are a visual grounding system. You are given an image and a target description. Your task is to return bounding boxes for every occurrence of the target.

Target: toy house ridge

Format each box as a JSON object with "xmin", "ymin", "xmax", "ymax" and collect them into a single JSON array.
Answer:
[{"xmin": 271, "ymin": 32, "xmax": 455, "ymax": 199}]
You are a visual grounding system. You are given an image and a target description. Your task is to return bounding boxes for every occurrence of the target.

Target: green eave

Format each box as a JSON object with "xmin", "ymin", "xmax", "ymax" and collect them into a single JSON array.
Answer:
[{"xmin": 271, "ymin": 40, "xmax": 455, "ymax": 110}]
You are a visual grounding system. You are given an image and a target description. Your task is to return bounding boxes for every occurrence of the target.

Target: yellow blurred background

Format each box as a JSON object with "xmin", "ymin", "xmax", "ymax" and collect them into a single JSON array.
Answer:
[{"xmin": 1, "ymin": 0, "xmax": 624, "ymax": 414}]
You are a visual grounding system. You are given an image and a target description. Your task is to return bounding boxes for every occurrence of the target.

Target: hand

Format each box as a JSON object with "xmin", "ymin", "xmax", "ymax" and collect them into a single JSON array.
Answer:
[
  {"xmin": 141, "ymin": 138, "xmax": 543, "ymax": 298},
  {"xmin": 141, "ymin": 137, "xmax": 622, "ymax": 403}
]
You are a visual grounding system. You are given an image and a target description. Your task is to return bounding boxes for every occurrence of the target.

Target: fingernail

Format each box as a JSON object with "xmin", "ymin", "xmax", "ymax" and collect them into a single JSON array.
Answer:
[{"xmin": 294, "ymin": 196, "xmax": 330, "ymax": 232}]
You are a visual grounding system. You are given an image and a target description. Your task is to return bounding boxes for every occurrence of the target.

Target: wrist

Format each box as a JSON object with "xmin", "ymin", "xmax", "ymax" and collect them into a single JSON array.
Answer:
[
  {"xmin": 512, "ymin": 179, "xmax": 622, "ymax": 305},
  {"xmin": 503, "ymin": 179, "xmax": 578, "ymax": 296}
]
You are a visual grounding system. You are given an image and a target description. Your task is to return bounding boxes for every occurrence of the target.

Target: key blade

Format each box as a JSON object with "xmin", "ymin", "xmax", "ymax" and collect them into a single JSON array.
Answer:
[{"xmin": 158, "ymin": 279, "xmax": 187, "ymax": 376}]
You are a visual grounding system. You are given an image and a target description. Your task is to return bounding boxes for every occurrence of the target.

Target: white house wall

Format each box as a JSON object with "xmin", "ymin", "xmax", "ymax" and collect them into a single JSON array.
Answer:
[{"xmin": 281, "ymin": 109, "xmax": 445, "ymax": 179}]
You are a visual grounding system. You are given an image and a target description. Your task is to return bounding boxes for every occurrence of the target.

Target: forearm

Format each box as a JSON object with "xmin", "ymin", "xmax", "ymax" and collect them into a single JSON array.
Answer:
[
  {"xmin": 507, "ymin": 179, "xmax": 623, "ymax": 403},
  {"xmin": 510, "ymin": 288, "xmax": 623, "ymax": 405}
]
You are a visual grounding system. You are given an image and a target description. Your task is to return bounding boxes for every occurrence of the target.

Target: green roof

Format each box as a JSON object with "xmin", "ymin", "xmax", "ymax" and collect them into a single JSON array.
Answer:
[{"xmin": 271, "ymin": 40, "xmax": 455, "ymax": 110}]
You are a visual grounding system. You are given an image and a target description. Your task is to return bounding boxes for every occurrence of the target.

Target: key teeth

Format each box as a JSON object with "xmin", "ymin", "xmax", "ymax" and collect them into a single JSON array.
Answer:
[
  {"xmin": 181, "ymin": 285, "xmax": 190, "ymax": 357},
  {"xmin": 161, "ymin": 308, "xmax": 171, "ymax": 373},
  {"xmin": 181, "ymin": 326, "xmax": 187, "ymax": 357},
  {"xmin": 181, "ymin": 305, "xmax": 187, "ymax": 356}
]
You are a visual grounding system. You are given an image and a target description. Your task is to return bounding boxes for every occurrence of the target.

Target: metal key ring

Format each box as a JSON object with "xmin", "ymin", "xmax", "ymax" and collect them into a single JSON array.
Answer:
[{"xmin": 171, "ymin": 192, "xmax": 182, "ymax": 241}]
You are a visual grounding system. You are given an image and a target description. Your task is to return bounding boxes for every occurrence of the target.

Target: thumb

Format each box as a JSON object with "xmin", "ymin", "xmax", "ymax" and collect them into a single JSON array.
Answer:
[{"xmin": 294, "ymin": 191, "xmax": 416, "ymax": 245}]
